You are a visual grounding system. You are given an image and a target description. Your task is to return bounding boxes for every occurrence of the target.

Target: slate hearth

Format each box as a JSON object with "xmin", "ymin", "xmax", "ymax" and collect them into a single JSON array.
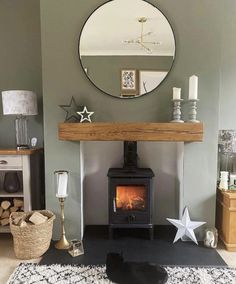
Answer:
[{"xmin": 40, "ymin": 225, "xmax": 226, "ymax": 267}]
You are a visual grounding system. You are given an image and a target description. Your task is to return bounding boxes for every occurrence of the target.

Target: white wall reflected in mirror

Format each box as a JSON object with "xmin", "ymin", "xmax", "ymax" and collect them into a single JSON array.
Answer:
[{"xmin": 139, "ymin": 71, "xmax": 168, "ymax": 95}]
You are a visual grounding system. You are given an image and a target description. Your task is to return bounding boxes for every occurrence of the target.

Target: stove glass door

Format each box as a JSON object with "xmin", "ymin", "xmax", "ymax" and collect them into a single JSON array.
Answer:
[{"xmin": 115, "ymin": 185, "xmax": 147, "ymax": 211}]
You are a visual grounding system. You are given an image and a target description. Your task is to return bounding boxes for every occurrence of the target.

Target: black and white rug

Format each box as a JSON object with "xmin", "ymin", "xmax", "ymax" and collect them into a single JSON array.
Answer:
[{"xmin": 7, "ymin": 263, "xmax": 236, "ymax": 284}]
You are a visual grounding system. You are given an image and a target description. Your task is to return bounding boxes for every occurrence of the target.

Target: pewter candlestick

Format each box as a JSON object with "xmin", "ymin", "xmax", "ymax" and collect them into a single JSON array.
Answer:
[
  {"xmin": 187, "ymin": 99, "xmax": 200, "ymax": 123},
  {"xmin": 171, "ymin": 99, "xmax": 184, "ymax": 123}
]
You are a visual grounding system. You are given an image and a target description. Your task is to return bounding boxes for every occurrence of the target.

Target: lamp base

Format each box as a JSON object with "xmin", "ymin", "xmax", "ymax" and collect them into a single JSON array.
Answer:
[
  {"xmin": 55, "ymin": 235, "xmax": 70, "ymax": 250},
  {"xmin": 15, "ymin": 115, "xmax": 29, "ymax": 149}
]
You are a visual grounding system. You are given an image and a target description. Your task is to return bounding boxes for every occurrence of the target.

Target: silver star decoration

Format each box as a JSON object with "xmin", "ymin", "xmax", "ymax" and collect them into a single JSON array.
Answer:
[
  {"xmin": 77, "ymin": 106, "xmax": 94, "ymax": 123},
  {"xmin": 166, "ymin": 207, "xmax": 206, "ymax": 245},
  {"xmin": 59, "ymin": 96, "xmax": 81, "ymax": 122}
]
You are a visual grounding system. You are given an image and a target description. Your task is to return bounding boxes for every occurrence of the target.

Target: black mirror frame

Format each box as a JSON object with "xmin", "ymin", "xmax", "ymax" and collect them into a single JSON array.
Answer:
[{"xmin": 78, "ymin": 0, "xmax": 176, "ymax": 99}]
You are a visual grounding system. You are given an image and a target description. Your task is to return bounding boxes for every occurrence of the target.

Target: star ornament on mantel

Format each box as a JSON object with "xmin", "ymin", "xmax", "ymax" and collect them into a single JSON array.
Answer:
[
  {"xmin": 166, "ymin": 207, "xmax": 206, "ymax": 245},
  {"xmin": 59, "ymin": 96, "xmax": 81, "ymax": 122},
  {"xmin": 77, "ymin": 106, "xmax": 94, "ymax": 123}
]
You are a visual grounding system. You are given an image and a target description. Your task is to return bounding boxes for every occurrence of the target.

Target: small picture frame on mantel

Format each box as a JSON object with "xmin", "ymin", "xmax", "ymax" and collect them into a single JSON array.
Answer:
[{"xmin": 120, "ymin": 69, "xmax": 139, "ymax": 97}]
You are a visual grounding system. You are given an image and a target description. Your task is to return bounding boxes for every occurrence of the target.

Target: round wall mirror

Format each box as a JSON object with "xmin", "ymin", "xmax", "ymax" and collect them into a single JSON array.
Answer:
[{"xmin": 79, "ymin": 0, "xmax": 176, "ymax": 99}]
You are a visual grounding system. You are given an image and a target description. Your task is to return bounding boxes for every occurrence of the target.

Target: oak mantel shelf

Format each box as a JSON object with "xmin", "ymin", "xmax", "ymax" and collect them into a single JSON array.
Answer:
[{"xmin": 58, "ymin": 122, "xmax": 203, "ymax": 142}]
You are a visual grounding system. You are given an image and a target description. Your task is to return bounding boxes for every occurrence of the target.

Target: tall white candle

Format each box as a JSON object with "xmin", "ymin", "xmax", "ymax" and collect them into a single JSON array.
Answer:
[
  {"xmin": 173, "ymin": 87, "xmax": 181, "ymax": 100},
  {"xmin": 56, "ymin": 171, "xmax": 68, "ymax": 198},
  {"xmin": 189, "ymin": 75, "xmax": 198, "ymax": 100}
]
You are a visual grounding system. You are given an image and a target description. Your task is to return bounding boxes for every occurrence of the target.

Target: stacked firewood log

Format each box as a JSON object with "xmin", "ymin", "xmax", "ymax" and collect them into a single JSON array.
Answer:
[
  {"xmin": 0, "ymin": 198, "xmax": 24, "ymax": 226},
  {"xmin": 11, "ymin": 211, "xmax": 48, "ymax": 227}
]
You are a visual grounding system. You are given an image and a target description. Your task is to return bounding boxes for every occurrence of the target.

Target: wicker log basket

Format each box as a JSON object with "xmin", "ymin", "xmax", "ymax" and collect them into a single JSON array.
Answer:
[{"xmin": 10, "ymin": 210, "xmax": 55, "ymax": 260}]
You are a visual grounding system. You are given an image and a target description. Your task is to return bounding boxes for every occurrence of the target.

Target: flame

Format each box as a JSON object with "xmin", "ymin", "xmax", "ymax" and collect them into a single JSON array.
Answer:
[{"xmin": 116, "ymin": 185, "xmax": 146, "ymax": 211}]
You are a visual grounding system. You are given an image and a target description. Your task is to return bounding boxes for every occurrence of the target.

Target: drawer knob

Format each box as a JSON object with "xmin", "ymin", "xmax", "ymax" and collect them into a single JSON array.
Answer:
[{"xmin": 0, "ymin": 160, "xmax": 8, "ymax": 165}]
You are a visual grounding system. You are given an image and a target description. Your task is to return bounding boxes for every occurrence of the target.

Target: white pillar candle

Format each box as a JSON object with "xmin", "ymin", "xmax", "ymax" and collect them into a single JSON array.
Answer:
[
  {"xmin": 173, "ymin": 87, "xmax": 181, "ymax": 100},
  {"xmin": 189, "ymin": 75, "xmax": 198, "ymax": 100},
  {"xmin": 56, "ymin": 171, "xmax": 68, "ymax": 198}
]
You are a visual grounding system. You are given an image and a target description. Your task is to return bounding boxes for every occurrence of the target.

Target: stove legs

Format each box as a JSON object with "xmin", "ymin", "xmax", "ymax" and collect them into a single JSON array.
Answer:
[
  {"xmin": 109, "ymin": 227, "xmax": 113, "ymax": 240},
  {"xmin": 149, "ymin": 227, "xmax": 154, "ymax": 240}
]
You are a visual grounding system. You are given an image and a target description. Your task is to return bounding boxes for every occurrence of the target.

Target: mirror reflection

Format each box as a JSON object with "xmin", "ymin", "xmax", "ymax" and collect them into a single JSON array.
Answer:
[{"xmin": 79, "ymin": 0, "xmax": 175, "ymax": 98}]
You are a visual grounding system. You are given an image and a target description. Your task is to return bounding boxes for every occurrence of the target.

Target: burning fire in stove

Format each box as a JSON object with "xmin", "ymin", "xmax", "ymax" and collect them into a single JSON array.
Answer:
[{"xmin": 116, "ymin": 185, "xmax": 146, "ymax": 211}]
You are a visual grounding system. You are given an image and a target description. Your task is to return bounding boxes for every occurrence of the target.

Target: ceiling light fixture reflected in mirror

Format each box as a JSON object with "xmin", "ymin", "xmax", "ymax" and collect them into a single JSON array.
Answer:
[{"xmin": 123, "ymin": 17, "xmax": 161, "ymax": 54}]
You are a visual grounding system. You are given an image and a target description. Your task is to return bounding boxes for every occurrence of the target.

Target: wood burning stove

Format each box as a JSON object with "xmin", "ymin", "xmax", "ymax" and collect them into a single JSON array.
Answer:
[{"xmin": 107, "ymin": 141, "xmax": 154, "ymax": 239}]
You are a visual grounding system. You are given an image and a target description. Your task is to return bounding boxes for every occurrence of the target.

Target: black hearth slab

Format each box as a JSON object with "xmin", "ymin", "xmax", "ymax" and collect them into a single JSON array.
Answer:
[{"xmin": 40, "ymin": 225, "xmax": 227, "ymax": 267}]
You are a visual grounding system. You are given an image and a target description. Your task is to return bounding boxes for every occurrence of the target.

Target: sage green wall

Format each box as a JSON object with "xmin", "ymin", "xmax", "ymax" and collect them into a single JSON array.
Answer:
[
  {"xmin": 81, "ymin": 55, "xmax": 173, "ymax": 97},
  {"xmin": 41, "ymin": 0, "xmax": 221, "ymax": 239},
  {"xmin": 219, "ymin": 0, "xmax": 236, "ymax": 130},
  {"xmin": 0, "ymin": 0, "xmax": 43, "ymax": 148}
]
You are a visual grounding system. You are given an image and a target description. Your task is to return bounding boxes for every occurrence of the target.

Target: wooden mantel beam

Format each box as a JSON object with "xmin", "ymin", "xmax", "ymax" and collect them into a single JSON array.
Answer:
[{"xmin": 58, "ymin": 122, "xmax": 203, "ymax": 142}]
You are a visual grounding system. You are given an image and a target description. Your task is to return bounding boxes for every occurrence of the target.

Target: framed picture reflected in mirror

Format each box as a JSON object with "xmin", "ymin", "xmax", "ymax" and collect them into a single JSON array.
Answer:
[{"xmin": 120, "ymin": 69, "xmax": 139, "ymax": 97}]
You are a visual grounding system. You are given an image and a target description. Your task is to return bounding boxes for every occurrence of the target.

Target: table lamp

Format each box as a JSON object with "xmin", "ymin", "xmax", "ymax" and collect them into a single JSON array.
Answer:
[{"xmin": 1, "ymin": 90, "xmax": 38, "ymax": 149}]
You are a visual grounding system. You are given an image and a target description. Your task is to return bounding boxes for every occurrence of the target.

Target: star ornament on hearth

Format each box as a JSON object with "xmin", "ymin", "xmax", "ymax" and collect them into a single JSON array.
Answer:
[
  {"xmin": 77, "ymin": 106, "xmax": 94, "ymax": 123},
  {"xmin": 166, "ymin": 207, "xmax": 206, "ymax": 245}
]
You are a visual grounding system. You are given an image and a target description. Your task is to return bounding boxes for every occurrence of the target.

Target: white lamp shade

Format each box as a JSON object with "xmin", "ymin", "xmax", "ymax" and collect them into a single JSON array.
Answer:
[{"xmin": 2, "ymin": 90, "xmax": 38, "ymax": 115}]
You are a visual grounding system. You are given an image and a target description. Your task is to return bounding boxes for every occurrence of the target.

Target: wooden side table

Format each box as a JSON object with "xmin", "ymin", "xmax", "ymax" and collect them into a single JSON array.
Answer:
[
  {"xmin": 0, "ymin": 148, "xmax": 44, "ymax": 233},
  {"xmin": 216, "ymin": 188, "xmax": 236, "ymax": 251}
]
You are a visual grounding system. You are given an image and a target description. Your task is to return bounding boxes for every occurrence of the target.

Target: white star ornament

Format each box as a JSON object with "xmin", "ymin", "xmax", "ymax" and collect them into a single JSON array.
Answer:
[
  {"xmin": 166, "ymin": 207, "xmax": 206, "ymax": 245},
  {"xmin": 77, "ymin": 106, "xmax": 94, "ymax": 123}
]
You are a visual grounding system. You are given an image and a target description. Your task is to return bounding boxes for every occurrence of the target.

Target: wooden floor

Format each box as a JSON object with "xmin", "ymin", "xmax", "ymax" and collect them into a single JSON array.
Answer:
[{"xmin": 1, "ymin": 233, "xmax": 236, "ymax": 283}]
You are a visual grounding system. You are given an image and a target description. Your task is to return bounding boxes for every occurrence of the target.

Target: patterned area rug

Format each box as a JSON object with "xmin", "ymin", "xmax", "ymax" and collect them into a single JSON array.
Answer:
[{"xmin": 7, "ymin": 263, "xmax": 236, "ymax": 284}]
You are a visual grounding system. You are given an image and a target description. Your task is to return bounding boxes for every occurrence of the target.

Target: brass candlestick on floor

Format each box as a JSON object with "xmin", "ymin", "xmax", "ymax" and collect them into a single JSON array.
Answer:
[{"xmin": 55, "ymin": 197, "xmax": 70, "ymax": 250}]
